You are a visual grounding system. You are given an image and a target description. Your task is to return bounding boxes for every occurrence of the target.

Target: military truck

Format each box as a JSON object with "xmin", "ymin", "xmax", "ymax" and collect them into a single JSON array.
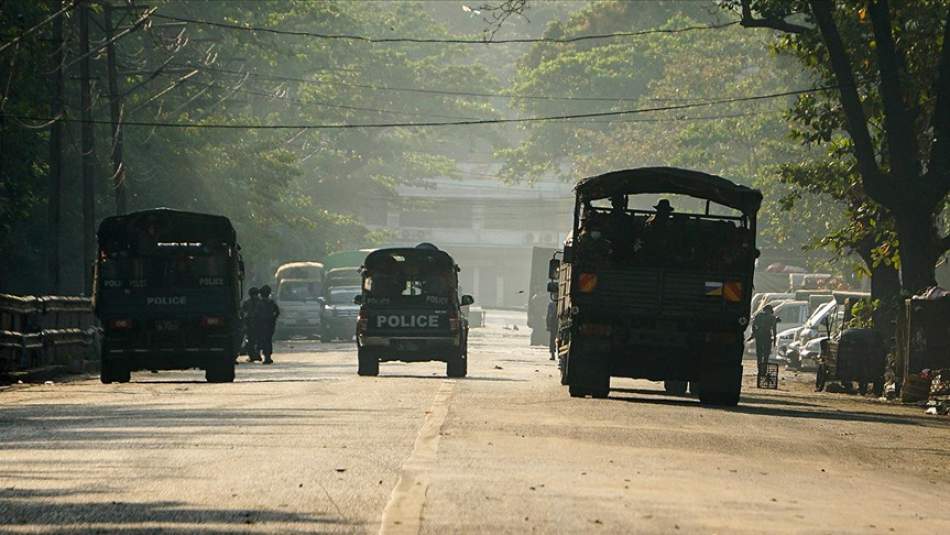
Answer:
[
  {"xmin": 355, "ymin": 245, "xmax": 474, "ymax": 377},
  {"xmin": 551, "ymin": 168, "xmax": 762, "ymax": 405},
  {"xmin": 94, "ymin": 208, "xmax": 244, "ymax": 383}
]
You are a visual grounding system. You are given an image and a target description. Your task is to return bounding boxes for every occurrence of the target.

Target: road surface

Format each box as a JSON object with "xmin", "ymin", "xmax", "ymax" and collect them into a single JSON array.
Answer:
[{"xmin": 2, "ymin": 310, "xmax": 949, "ymax": 534}]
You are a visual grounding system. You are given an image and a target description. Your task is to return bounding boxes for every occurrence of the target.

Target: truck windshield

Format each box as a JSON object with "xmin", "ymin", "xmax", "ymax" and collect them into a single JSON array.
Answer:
[
  {"xmin": 278, "ymin": 281, "xmax": 322, "ymax": 302},
  {"xmin": 328, "ymin": 287, "xmax": 360, "ymax": 305},
  {"xmin": 99, "ymin": 249, "xmax": 229, "ymax": 289}
]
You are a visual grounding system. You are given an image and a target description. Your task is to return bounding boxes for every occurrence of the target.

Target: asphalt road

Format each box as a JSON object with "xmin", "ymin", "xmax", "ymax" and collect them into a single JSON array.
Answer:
[{"xmin": 2, "ymin": 310, "xmax": 949, "ymax": 534}]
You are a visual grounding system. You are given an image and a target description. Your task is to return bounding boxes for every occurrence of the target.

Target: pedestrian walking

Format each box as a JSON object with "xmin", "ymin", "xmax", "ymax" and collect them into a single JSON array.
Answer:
[
  {"xmin": 751, "ymin": 304, "xmax": 778, "ymax": 375},
  {"xmin": 241, "ymin": 287, "xmax": 261, "ymax": 362},
  {"xmin": 255, "ymin": 285, "xmax": 280, "ymax": 364}
]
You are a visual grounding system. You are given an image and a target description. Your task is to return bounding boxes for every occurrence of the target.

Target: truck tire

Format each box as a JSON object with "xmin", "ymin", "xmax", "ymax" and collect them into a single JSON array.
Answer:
[
  {"xmin": 664, "ymin": 380, "xmax": 688, "ymax": 396},
  {"xmin": 447, "ymin": 354, "xmax": 467, "ymax": 378},
  {"xmin": 567, "ymin": 358, "xmax": 610, "ymax": 399},
  {"xmin": 206, "ymin": 358, "xmax": 235, "ymax": 383},
  {"xmin": 321, "ymin": 326, "xmax": 332, "ymax": 343},
  {"xmin": 698, "ymin": 365, "xmax": 741, "ymax": 407},
  {"xmin": 357, "ymin": 348, "xmax": 378, "ymax": 376},
  {"xmin": 101, "ymin": 359, "xmax": 131, "ymax": 384}
]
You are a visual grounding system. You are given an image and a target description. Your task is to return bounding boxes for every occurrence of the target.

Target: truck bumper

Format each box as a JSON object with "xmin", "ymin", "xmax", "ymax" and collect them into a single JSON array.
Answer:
[{"xmin": 359, "ymin": 335, "xmax": 460, "ymax": 362}]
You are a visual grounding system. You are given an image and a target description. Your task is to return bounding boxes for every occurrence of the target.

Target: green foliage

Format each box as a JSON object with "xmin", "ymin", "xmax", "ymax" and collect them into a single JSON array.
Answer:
[{"xmin": 0, "ymin": 0, "xmax": 502, "ymax": 291}]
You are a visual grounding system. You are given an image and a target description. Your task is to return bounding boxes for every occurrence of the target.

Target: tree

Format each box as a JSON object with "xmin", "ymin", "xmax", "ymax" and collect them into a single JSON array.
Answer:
[{"xmin": 730, "ymin": 0, "xmax": 950, "ymax": 293}]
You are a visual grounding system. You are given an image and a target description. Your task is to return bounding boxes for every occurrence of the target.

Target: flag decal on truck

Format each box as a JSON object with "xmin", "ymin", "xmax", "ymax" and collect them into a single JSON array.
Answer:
[{"xmin": 704, "ymin": 281, "xmax": 723, "ymax": 296}]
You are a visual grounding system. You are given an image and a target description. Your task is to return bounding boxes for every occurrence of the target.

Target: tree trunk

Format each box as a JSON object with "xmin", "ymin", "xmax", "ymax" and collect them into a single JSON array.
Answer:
[
  {"xmin": 894, "ymin": 208, "xmax": 939, "ymax": 293},
  {"xmin": 870, "ymin": 259, "xmax": 901, "ymax": 345}
]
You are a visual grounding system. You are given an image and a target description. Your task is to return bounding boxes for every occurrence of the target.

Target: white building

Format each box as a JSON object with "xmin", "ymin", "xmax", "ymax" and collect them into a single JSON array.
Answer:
[{"xmin": 359, "ymin": 170, "xmax": 574, "ymax": 308}]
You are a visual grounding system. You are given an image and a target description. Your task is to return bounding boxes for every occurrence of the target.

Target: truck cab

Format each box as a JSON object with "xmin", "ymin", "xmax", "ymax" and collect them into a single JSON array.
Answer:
[
  {"xmin": 552, "ymin": 167, "xmax": 762, "ymax": 405},
  {"xmin": 355, "ymin": 245, "xmax": 474, "ymax": 377}
]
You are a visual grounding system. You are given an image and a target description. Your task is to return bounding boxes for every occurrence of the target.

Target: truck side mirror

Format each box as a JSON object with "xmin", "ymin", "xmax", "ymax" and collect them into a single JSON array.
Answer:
[
  {"xmin": 460, "ymin": 294, "xmax": 474, "ymax": 306},
  {"xmin": 548, "ymin": 258, "xmax": 561, "ymax": 280},
  {"xmin": 546, "ymin": 281, "xmax": 558, "ymax": 294},
  {"xmin": 353, "ymin": 294, "xmax": 363, "ymax": 305},
  {"xmin": 562, "ymin": 246, "xmax": 574, "ymax": 263}
]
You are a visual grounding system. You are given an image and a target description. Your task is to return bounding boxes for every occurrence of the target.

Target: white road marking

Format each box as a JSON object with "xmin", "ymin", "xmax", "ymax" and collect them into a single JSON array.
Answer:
[{"xmin": 379, "ymin": 380, "xmax": 455, "ymax": 535}]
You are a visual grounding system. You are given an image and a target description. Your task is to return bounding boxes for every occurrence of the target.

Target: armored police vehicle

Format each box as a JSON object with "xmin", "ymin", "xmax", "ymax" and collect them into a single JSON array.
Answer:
[
  {"xmin": 355, "ymin": 245, "xmax": 473, "ymax": 377},
  {"xmin": 94, "ymin": 208, "xmax": 244, "ymax": 383},
  {"xmin": 551, "ymin": 168, "xmax": 761, "ymax": 405}
]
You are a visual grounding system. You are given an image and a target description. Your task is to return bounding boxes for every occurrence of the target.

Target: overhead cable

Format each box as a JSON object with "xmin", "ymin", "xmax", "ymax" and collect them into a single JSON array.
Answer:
[
  {"xmin": 152, "ymin": 13, "xmax": 739, "ymax": 44},
  {"xmin": 0, "ymin": 1, "xmax": 81, "ymax": 54},
  {"xmin": 8, "ymin": 84, "xmax": 838, "ymax": 130}
]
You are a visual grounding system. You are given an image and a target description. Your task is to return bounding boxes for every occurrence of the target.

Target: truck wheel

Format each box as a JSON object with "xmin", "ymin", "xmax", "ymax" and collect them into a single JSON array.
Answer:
[
  {"xmin": 698, "ymin": 366, "xmax": 741, "ymax": 407},
  {"xmin": 321, "ymin": 326, "xmax": 332, "ymax": 343},
  {"xmin": 100, "ymin": 360, "xmax": 116, "ymax": 384},
  {"xmin": 664, "ymin": 380, "xmax": 688, "ymax": 396},
  {"xmin": 567, "ymin": 362, "xmax": 610, "ymax": 399},
  {"xmin": 447, "ymin": 354, "xmax": 467, "ymax": 378},
  {"xmin": 206, "ymin": 358, "xmax": 235, "ymax": 383},
  {"xmin": 357, "ymin": 349, "xmax": 378, "ymax": 376}
]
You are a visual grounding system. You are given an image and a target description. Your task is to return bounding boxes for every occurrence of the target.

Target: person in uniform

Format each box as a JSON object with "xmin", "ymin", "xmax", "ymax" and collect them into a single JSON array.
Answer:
[
  {"xmin": 546, "ymin": 298, "xmax": 558, "ymax": 360},
  {"xmin": 241, "ymin": 287, "xmax": 261, "ymax": 362},
  {"xmin": 751, "ymin": 304, "xmax": 778, "ymax": 375},
  {"xmin": 255, "ymin": 285, "xmax": 280, "ymax": 364}
]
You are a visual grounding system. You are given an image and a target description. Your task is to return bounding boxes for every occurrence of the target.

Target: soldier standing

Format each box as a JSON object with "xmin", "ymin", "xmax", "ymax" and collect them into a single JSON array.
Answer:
[
  {"xmin": 255, "ymin": 285, "xmax": 280, "ymax": 364},
  {"xmin": 546, "ymin": 298, "xmax": 558, "ymax": 361},
  {"xmin": 751, "ymin": 304, "xmax": 778, "ymax": 375},
  {"xmin": 241, "ymin": 287, "xmax": 261, "ymax": 362}
]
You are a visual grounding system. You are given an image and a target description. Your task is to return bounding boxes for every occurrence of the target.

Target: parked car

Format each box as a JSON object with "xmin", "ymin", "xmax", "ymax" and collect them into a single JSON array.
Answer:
[
  {"xmin": 798, "ymin": 336, "xmax": 826, "ymax": 371},
  {"xmin": 745, "ymin": 299, "xmax": 810, "ymax": 356},
  {"xmin": 785, "ymin": 299, "xmax": 838, "ymax": 369}
]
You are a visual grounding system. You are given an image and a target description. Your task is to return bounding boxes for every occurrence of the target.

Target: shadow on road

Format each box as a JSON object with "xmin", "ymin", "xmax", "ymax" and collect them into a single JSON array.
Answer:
[
  {"xmin": 0, "ymin": 487, "xmax": 346, "ymax": 533},
  {"xmin": 606, "ymin": 388, "xmax": 949, "ymax": 428},
  {"xmin": 375, "ymin": 374, "xmax": 527, "ymax": 382},
  {"xmin": 0, "ymin": 404, "xmax": 381, "ymax": 450}
]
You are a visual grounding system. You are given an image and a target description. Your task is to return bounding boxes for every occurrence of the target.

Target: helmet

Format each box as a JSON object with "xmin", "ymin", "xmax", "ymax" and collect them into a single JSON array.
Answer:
[
  {"xmin": 260, "ymin": 285, "xmax": 272, "ymax": 297},
  {"xmin": 249, "ymin": 287, "xmax": 260, "ymax": 296}
]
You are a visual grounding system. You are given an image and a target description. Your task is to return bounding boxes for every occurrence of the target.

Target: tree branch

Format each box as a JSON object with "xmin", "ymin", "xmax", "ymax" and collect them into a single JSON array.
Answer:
[
  {"xmin": 928, "ymin": 9, "xmax": 950, "ymax": 193},
  {"xmin": 867, "ymin": 0, "xmax": 920, "ymax": 180},
  {"xmin": 809, "ymin": 1, "xmax": 889, "ymax": 202},
  {"xmin": 739, "ymin": 0, "xmax": 810, "ymax": 34}
]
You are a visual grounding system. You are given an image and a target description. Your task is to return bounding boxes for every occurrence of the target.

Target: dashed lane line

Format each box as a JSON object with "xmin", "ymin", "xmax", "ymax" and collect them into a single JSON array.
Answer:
[{"xmin": 379, "ymin": 379, "xmax": 455, "ymax": 535}]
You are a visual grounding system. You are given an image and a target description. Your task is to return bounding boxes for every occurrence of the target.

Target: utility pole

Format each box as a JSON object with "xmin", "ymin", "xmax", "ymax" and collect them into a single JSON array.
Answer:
[
  {"xmin": 47, "ymin": 0, "xmax": 65, "ymax": 294},
  {"xmin": 79, "ymin": 0, "xmax": 96, "ymax": 295},
  {"xmin": 104, "ymin": 2, "xmax": 127, "ymax": 215}
]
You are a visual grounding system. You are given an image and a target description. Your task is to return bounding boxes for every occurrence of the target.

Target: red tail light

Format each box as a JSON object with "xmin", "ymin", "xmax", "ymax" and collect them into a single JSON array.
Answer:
[
  {"xmin": 357, "ymin": 309, "xmax": 367, "ymax": 333},
  {"xmin": 448, "ymin": 311, "xmax": 460, "ymax": 332},
  {"xmin": 110, "ymin": 319, "xmax": 133, "ymax": 330},
  {"xmin": 200, "ymin": 316, "xmax": 225, "ymax": 328}
]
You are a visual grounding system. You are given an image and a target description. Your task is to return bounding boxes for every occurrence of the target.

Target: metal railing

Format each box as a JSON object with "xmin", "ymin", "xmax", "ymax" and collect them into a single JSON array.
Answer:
[{"xmin": 0, "ymin": 294, "xmax": 99, "ymax": 378}]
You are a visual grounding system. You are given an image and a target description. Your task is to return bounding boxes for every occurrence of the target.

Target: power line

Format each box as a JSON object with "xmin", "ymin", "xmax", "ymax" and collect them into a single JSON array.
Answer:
[
  {"xmin": 153, "ymin": 13, "xmax": 739, "ymax": 44},
  {"xmin": 0, "ymin": 1, "xmax": 80, "ymax": 54},
  {"xmin": 8, "ymin": 84, "xmax": 837, "ymax": 130},
  {"xmin": 168, "ymin": 72, "xmax": 486, "ymax": 120},
  {"xmin": 162, "ymin": 62, "xmax": 669, "ymax": 103}
]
